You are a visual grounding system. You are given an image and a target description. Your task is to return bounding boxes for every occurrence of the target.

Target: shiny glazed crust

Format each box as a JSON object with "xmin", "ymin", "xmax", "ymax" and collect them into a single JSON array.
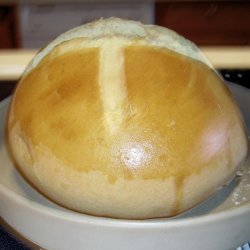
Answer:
[{"xmin": 8, "ymin": 18, "xmax": 248, "ymax": 219}]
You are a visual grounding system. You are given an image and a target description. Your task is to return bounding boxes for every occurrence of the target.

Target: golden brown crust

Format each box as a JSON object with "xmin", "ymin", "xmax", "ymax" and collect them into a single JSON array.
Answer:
[{"xmin": 8, "ymin": 18, "xmax": 248, "ymax": 219}]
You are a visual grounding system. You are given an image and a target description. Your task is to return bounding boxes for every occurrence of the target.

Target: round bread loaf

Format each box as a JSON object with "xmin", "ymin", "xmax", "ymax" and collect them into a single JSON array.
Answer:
[{"xmin": 8, "ymin": 18, "xmax": 248, "ymax": 219}]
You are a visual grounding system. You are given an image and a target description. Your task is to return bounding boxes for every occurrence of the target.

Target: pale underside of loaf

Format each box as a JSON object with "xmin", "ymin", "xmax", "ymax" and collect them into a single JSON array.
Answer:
[{"xmin": 10, "ymin": 124, "xmax": 241, "ymax": 219}]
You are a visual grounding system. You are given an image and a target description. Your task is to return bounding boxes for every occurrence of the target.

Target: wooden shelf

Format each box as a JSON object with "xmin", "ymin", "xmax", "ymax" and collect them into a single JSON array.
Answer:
[{"xmin": 155, "ymin": 2, "xmax": 250, "ymax": 46}]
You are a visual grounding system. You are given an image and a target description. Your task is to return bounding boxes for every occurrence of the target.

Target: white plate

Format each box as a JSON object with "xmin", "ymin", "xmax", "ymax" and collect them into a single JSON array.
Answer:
[{"xmin": 0, "ymin": 83, "xmax": 250, "ymax": 250}]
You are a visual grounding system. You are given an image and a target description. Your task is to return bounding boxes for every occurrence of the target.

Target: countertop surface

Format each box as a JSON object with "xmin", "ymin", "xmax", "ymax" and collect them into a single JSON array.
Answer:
[{"xmin": 0, "ymin": 47, "xmax": 250, "ymax": 81}]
